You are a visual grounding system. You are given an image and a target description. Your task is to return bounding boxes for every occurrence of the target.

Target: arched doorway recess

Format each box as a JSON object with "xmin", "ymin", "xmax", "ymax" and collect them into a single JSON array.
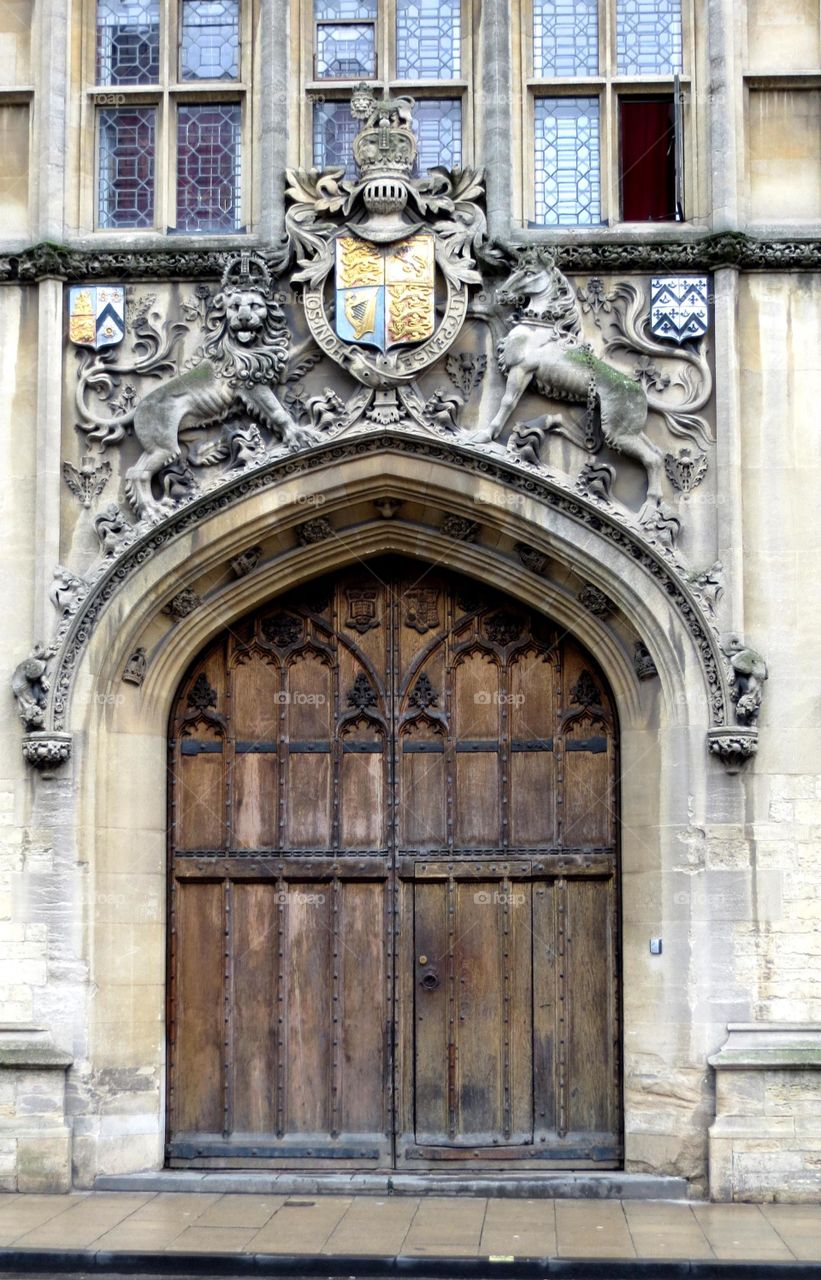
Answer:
[{"xmin": 167, "ymin": 557, "xmax": 621, "ymax": 1171}]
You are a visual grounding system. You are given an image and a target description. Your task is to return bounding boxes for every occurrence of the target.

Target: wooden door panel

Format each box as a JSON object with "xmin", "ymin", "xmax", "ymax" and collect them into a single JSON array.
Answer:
[
  {"xmin": 510, "ymin": 751, "xmax": 555, "ymax": 845},
  {"xmin": 399, "ymin": 725, "xmax": 447, "ymax": 849},
  {"xmin": 231, "ymin": 882, "xmax": 278, "ymax": 1133},
  {"xmin": 454, "ymin": 753, "xmax": 500, "ymax": 846},
  {"xmin": 169, "ymin": 560, "xmax": 621, "ymax": 1170},
  {"xmin": 284, "ymin": 753, "xmax": 333, "ymax": 847},
  {"xmin": 338, "ymin": 881, "xmax": 388, "ymax": 1135},
  {"xmin": 282, "ymin": 883, "xmax": 332, "ymax": 1134},
  {"xmin": 175, "ymin": 722, "xmax": 226, "ymax": 851},
  {"xmin": 172, "ymin": 880, "xmax": 225, "ymax": 1135},
  {"xmin": 564, "ymin": 876, "xmax": 618, "ymax": 1136},
  {"xmin": 562, "ymin": 744, "xmax": 614, "ymax": 848},
  {"xmin": 233, "ymin": 751, "xmax": 278, "ymax": 849}
]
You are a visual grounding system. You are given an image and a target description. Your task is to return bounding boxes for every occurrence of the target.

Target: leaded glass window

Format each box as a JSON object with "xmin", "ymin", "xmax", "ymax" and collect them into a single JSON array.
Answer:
[
  {"xmin": 315, "ymin": 0, "xmax": 377, "ymax": 78},
  {"xmin": 533, "ymin": 0, "xmax": 598, "ymax": 77},
  {"xmin": 396, "ymin": 0, "xmax": 461, "ymax": 79},
  {"xmin": 413, "ymin": 99, "xmax": 462, "ymax": 172},
  {"xmin": 308, "ymin": 2, "xmax": 469, "ymax": 174},
  {"xmin": 180, "ymin": 0, "xmax": 240, "ymax": 80},
  {"xmin": 98, "ymin": 106, "xmax": 156, "ymax": 228},
  {"xmin": 176, "ymin": 103, "xmax": 242, "ymax": 231},
  {"xmin": 96, "ymin": 0, "xmax": 159, "ymax": 85},
  {"xmin": 313, "ymin": 100, "xmax": 360, "ymax": 176},
  {"xmin": 534, "ymin": 97, "xmax": 601, "ymax": 226},
  {"xmin": 616, "ymin": 0, "xmax": 682, "ymax": 75}
]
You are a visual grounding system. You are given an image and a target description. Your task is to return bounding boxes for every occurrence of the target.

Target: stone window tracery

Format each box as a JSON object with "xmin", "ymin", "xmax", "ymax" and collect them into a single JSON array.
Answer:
[
  {"xmin": 305, "ymin": 0, "xmax": 471, "ymax": 174},
  {"xmin": 90, "ymin": 0, "xmax": 249, "ymax": 232},
  {"xmin": 523, "ymin": 0, "xmax": 692, "ymax": 227}
]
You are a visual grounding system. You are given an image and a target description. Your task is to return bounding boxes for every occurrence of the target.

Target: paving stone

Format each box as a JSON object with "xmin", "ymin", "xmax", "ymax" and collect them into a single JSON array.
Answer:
[{"xmin": 322, "ymin": 1196, "xmax": 419, "ymax": 1255}]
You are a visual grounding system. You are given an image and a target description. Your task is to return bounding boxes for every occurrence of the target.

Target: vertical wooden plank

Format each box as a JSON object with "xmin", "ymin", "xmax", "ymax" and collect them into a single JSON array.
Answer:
[
  {"xmin": 339, "ymin": 880, "xmax": 387, "ymax": 1134},
  {"xmin": 413, "ymin": 880, "xmax": 449, "ymax": 1141},
  {"xmin": 283, "ymin": 881, "xmax": 332, "ymax": 1133},
  {"xmin": 564, "ymin": 876, "xmax": 616, "ymax": 1135},
  {"xmin": 532, "ymin": 878, "xmax": 558, "ymax": 1140},
  {"xmin": 231, "ymin": 881, "xmax": 278, "ymax": 1134},
  {"xmin": 509, "ymin": 879, "xmax": 534, "ymax": 1142},
  {"xmin": 173, "ymin": 880, "xmax": 224, "ymax": 1134},
  {"xmin": 454, "ymin": 879, "xmax": 502, "ymax": 1139}
]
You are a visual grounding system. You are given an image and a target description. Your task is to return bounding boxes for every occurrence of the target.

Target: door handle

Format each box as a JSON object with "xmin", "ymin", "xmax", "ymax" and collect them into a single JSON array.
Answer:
[{"xmin": 419, "ymin": 966, "xmax": 440, "ymax": 992}]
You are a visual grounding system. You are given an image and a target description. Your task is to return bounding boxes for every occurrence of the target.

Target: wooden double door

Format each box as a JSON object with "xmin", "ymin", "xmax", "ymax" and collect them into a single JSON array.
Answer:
[{"xmin": 167, "ymin": 559, "xmax": 621, "ymax": 1169}]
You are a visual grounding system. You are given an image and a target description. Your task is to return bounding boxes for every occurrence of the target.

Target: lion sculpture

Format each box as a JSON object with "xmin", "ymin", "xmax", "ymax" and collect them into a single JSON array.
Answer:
[{"xmin": 76, "ymin": 254, "xmax": 316, "ymax": 519}]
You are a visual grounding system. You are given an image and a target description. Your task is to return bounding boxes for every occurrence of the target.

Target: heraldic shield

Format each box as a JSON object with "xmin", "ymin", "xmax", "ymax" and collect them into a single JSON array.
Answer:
[
  {"xmin": 335, "ymin": 231, "xmax": 435, "ymax": 353},
  {"xmin": 68, "ymin": 286, "xmax": 125, "ymax": 350}
]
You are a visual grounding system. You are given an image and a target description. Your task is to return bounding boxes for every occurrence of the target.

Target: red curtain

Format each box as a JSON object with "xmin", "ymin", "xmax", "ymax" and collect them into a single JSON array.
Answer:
[{"xmin": 620, "ymin": 97, "xmax": 676, "ymax": 222}]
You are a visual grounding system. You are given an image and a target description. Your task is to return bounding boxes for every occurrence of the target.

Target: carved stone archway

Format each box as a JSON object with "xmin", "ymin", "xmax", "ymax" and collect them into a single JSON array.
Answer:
[{"xmin": 21, "ymin": 440, "xmax": 736, "ymax": 1185}]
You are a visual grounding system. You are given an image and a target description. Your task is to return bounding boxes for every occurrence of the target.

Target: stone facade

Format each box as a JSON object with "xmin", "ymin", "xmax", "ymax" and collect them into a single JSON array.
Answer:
[{"xmin": 0, "ymin": 0, "xmax": 819, "ymax": 1201}]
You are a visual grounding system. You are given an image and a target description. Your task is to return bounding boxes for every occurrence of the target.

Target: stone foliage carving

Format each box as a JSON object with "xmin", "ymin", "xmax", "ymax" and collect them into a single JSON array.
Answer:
[
  {"xmin": 687, "ymin": 562, "xmax": 725, "ymax": 616},
  {"xmin": 515, "ymin": 544, "xmax": 548, "ymax": 576},
  {"xmin": 21, "ymin": 732, "xmax": 72, "ymax": 770},
  {"xmin": 62, "ymin": 457, "xmax": 111, "ymax": 507},
  {"xmin": 94, "ymin": 503, "xmax": 135, "ymax": 557},
  {"xmin": 666, "ymin": 447, "xmax": 708, "ymax": 493},
  {"xmin": 576, "ymin": 460, "xmax": 616, "ymax": 504},
  {"xmin": 12, "ymin": 96, "xmax": 762, "ymax": 771},
  {"xmin": 707, "ymin": 727, "xmax": 759, "ymax": 774},
  {"xmin": 163, "ymin": 588, "xmax": 201, "ymax": 622},
  {"xmin": 442, "ymin": 515, "xmax": 478, "ymax": 542},
  {"xmin": 374, "ymin": 498, "xmax": 402, "ymax": 519},
  {"xmin": 5, "ymin": 232, "xmax": 821, "ymax": 288},
  {"xmin": 579, "ymin": 586, "xmax": 614, "ymax": 619},
  {"xmin": 297, "ymin": 517, "xmax": 333, "ymax": 546}
]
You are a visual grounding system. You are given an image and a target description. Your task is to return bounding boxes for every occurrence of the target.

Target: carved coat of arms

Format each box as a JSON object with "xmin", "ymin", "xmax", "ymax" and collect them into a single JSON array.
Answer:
[
  {"xmin": 68, "ymin": 285, "xmax": 125, "ymax": 349},
  {"xmin": 403, "ymin": 588, "xmax": 439, "ymax": 634},
  {"xmin": 284, "ymin": 83, "xmax": 485, "ymax": 391}
]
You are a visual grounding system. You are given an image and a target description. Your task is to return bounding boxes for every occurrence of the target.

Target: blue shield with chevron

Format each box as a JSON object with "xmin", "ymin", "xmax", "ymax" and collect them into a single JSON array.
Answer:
[{"xmin": 69, "ymin": 286, "xmax": 125, "ymax": 350}]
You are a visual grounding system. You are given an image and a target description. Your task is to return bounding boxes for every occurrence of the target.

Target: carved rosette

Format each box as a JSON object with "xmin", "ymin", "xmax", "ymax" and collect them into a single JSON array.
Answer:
[
  {"xmin": 706, "ymin": 727, "xmax": 759, "ymax": 774},
  {"xmin": 22, "ymin": 732, "xmax": 72, "ymax": 770}
]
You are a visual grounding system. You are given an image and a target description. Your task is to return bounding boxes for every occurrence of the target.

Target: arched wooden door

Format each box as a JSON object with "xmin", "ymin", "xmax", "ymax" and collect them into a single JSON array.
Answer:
[{"xmin": 167, "ymin": 559, "xmax": 621, "ymax": 1169}]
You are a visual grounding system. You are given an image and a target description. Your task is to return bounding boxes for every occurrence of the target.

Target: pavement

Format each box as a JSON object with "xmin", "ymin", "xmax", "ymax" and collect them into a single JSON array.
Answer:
[{"xmin": 0, "ymin": 1191, "xmax": 820, "ymax": 1274}]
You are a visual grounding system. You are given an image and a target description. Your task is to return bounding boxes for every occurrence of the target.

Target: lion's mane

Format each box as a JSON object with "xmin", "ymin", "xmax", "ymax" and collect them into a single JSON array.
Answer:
[{"xmin": 203, "ymin": 288, "xmax": 290, "ymax": 387}]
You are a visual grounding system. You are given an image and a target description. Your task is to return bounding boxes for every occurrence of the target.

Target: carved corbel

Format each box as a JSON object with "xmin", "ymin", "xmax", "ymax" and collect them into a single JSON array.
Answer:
[
  {"xmin": 21, "ymin": 732, "xmax": 72, "ymax": 771},
  {"xmin": 707, "ymin": 727, "xmax": 759, "ymax": 774}
]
